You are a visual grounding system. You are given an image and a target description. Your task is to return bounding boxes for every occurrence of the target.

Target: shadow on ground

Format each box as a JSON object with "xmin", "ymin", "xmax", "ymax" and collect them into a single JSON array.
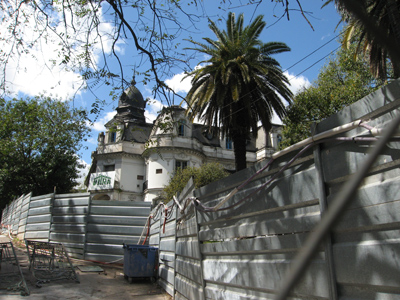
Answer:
[{"xmin": 0, "ymin": 235, "xmax": 171, "ymax": 300}]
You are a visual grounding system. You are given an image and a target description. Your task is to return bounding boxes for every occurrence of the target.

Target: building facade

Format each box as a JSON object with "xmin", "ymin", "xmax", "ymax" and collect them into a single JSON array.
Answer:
[{"xmin": 86, "ymin": 79, "xmax": 283, "ymax": 204}]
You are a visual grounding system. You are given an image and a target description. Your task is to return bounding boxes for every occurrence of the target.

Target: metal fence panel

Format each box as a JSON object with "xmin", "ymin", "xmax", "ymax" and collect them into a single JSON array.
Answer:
[
  {"xmin": 84, "ymin": 200, "xmax": 151, "ymax": 263},
  {"xmin": 17, "ymin": 193, "xmax": 32, "ymax": 239},
  {"xmin": 49, "ymin": 193, "xmax": 90, "ymax": 259},
  {"xmin": 25, "ymin": 194, "xmax": 53, "ymax": 241},
  {"xmin": 11, "ymin": 196, "xmax": 24, "ymax": 234}
]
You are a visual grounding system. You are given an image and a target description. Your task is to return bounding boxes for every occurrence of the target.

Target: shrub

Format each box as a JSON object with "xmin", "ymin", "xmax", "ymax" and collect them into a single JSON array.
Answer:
[{"xmin": 162, "ymin": 163, "xmax": 229, "ymax": 203}]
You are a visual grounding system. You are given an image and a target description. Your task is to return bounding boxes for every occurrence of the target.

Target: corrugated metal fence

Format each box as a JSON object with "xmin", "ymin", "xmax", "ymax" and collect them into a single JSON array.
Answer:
[
  {"xmin": 1, "ymin": 193, "xmax": 151, "ymax": 263},
  {"xmin": 149, "ymin": 79, "xmax": 400, "ymax": 299}
]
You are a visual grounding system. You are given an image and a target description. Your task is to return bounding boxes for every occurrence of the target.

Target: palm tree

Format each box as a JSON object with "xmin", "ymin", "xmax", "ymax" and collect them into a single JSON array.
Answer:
[
  {"xmin": 325, "ymin": 0, "xmax": 400, "ymax": 79},
  {"xmin": 184, "ymin": 12, "xmax": 292, "ymax": 171}
]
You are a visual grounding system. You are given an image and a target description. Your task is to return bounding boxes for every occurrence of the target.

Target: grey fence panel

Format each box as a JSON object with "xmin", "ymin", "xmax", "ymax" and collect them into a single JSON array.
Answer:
[
  {"xmin": 157, "ymin": 201, "xmax": 176, "ymax": 297},
  {"xmin": 193, "ymin": 157, "xmax": 329, "ymax": 299},
  {"xmin": 313, "ymin": 80, "xmax": 400, "ymax": 300},
  {"xmin": 174, "ymin": 179, "xmax": 205, "ymax": 300},
  {"xmin": 85, "ymin": 200, "xmax": 151, "ymax": 263},
  {"xmin": 330, "ymin": 174, "xmax": 400, "ymax": 297},
  {"xmin": 49, "ymin": 193, "xmax": 90, "ymax": 259},
  {"xmin": 17, "ymin": 193, "xmax": 32, "ymax": 239},
  {"xmin": 4, "ymin": 200, "xmax": 15, "ymax": 229},
  {"xmin": 25, "ymin": 193, "xmax": 54, "ymax": 241},
  {"xmin": 11, "ymin": 195, "xmax": 24, "ymax": 234}
]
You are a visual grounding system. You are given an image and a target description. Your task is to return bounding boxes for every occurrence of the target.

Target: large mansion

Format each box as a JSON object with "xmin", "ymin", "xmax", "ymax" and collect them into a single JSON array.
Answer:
[{"xmin": 86, "ymin": 79, "xmax": 283, "ymax": 204}]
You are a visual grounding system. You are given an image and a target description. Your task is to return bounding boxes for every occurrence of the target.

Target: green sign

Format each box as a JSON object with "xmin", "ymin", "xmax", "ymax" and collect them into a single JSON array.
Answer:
[
  {"xmin": 88, "ymin": 171, "xmax": 115, "ymax": 191},
  {"xmin": 93, "ymin": 174, "xmax": 111, "ymax": 186}
]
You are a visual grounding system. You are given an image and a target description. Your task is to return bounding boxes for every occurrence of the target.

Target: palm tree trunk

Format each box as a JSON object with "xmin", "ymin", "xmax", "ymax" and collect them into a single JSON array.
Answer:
[
  {"xmin": 232, "ymin": 131, "xmax": 247, "ymax": 172},
  {"xmin": 386, "ymin": 0, "xmax": 400, "ymax": 78}
]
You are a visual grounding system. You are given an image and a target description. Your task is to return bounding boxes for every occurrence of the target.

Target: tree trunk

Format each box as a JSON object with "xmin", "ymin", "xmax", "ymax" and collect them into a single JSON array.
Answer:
[{"xmin": 232, "ymin": 132, "xmax": 247, "ymax": 172}]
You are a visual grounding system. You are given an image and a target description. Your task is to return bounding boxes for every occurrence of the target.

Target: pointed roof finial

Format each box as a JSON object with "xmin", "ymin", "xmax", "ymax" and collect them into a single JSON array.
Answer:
[{"xmin": 131, "ymin": 75, "xmax": 136, "ymax": 86}]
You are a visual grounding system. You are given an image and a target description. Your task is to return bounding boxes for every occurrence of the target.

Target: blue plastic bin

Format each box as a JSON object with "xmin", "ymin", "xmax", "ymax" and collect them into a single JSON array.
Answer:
[{"xmin": 123, "ymin": 244, "xmax": 158, "ymax": 282}]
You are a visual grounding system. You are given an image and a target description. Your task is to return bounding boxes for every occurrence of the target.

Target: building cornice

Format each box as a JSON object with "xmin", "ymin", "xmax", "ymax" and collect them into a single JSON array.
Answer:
[
  {"xmin": 93, "ymin": 151, "xmax": 144, "ymax": 160},
  {"xmin": 142, "ymin": 146, "xmax": 206, "ymax": 160}
]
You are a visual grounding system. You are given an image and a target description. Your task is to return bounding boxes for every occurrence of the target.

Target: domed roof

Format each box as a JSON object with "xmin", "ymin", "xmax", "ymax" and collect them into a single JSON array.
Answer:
[
  {"xmin": 118, "ymin": 77, "xmax": 145, "ymax": 109},
  {"xmin": 115, "ymin": 76, "xmax": 146, "ymax": 123}
]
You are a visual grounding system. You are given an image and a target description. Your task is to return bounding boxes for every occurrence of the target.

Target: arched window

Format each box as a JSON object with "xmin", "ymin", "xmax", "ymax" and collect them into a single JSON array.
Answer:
[
  {"xmin": 226, "ymin": 138, "xmax": 233, "ymax": 150},
  {"xmin": 109, "ymin": 129, "xmax": 117, "ymax": 143},
  {"xmin": 178, "ymin": 119, "xmax": 186, "ymax": 136}
]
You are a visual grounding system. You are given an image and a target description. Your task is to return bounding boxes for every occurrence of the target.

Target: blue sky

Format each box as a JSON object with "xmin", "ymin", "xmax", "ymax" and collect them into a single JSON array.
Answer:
[{"xmin": 1, "ymin": 1, "xmax": 343, "ymax": 184}]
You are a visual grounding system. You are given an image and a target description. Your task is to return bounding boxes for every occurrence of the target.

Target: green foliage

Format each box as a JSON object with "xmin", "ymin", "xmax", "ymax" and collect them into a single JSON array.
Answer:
[
  {"xmin": 280, "ymin": 35, "xmax": 386, "ymax": 148},
  {"xmin": 324, "ymin": 0, "xmax": 400, "ymax": 79},
  {"xmin": 162, "ymin": 163, "xmax": 229, "ymax": 203},
  {"xmin": 184, "ymin": 12, "xmax": 292, "ymax": 171},
  {"xmin": 0, "ymin": 96, "xmax": 90, "ymax": 209}
]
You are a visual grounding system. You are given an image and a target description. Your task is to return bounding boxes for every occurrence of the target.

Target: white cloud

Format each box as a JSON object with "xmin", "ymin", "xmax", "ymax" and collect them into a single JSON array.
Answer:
[
  {"xmin": 284, "ymin": 71, "xmax": 311, "ymax": 95},
  {"xmin": 165, "ymin": 72, "xmax": 193, "ymax": 94},
  {"xmin": 271, "ymin": 72, "xmax": 311, "ymax": 125},
  {"xmin": 90, "ymin": 111, "xmax": 117, "ymax": 132},
  {"xmin": 1, "ymin": 3, "xmax": 123, "ymax": 99},
  {"xmin": 75, "ymin": 158, "xmax": 90, "ymax": 187},
  {"xmin": 145, "ymin": 98, "xmax": 166, "ymax": 122}
]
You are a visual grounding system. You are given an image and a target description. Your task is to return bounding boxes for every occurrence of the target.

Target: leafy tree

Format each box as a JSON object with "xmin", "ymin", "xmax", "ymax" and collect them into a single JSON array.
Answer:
[
  {"xmin": 162, "ymin": 163, "xmax": 229, "ymax": 203},
  {"xmin": 0, "ymin": 97, "xmax": 90, "ymax": 209},
  {"xmin": 184, "ymin": 12, "xmax": 292, "ymax": 171},
  {"xmin": 280, "ymin": 33, "xmax": 386, "ymax": 148},
  {"xmin": 325, "ymin": 0, "xmax": 400, "ymax": 79}
]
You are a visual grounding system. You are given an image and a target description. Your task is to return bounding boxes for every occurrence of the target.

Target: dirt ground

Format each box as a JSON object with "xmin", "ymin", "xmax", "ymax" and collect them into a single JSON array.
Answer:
[{"xmin": 0, "ymin": 235, "xmax": 171, "ymax": 300}]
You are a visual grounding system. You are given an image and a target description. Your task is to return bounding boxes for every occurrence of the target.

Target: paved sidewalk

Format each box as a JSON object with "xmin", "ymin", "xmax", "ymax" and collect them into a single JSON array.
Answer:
[{"xmin": 0, "ymin": 235, "xmax": 171, "ymax": 300}]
